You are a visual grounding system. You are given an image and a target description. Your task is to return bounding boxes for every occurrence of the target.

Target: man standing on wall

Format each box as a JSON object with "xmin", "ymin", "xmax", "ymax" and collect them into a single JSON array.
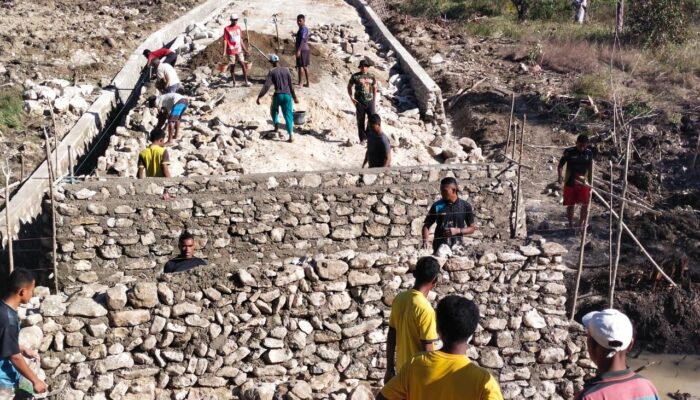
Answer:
[
  {"xmin": 295, "ymin": 14, "xmax": 311, "ymax": 87},
  {"xmin": 137, "ymin": 128, "xmax": 171, "ymax": 178},
  {"xmin": 0, "ymin": 270, "xmax": 47, "ymax": 399},
  {"xmin": 223, "ymin": 14, "xmax": 251, "ymax": 87},
  {"xmin": 164, "ymin": 231, "xmax": 207, "ymax": 273},
  {"xmin": 422, "ymin": 177, "xmax": 477, "ymax": 254},
  {"xmin": 256, "ymin": 54, "xmax": 299, "ymax": 143},
  {"xmin": 384, "ymin": 257, "xmax": 439, "ymax": 384},
  {"xmin": 558, "ymin": 134, "xmax": 593, "ymax": 228},
  {"xmin": 347, "ymin": 59, "xmax": 378, "ymax": 144},
  {"xmin": 362, "ymin": 114, "xmax": 392, "ymax": 169}
]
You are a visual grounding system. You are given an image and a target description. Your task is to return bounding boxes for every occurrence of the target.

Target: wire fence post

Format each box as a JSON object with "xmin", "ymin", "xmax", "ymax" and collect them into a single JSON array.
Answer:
[
  {"xmin": 570, "ymin": 186, "xmax": 593, "ymax": 321},
  {"xmin": 20, "ymin": 152, "xmax": 24, "ymax": 183},
  {"xmin": 514, "ymin": 115, "xmax": 526, "ymax": 237},
  {"xmin": 610, "ymin": 127, "xmax": 632, "ymax": 307},
  {"xmin": 505, "ymin": 93, "xmax": 515, "ymax": 157},
  {"xmin": 43, "ymin": 128, "xmax": 59, "ymax": 293},
  {"xmin": 68, "ymin": 145, "xmax": 75, "ymax": 184},
  {"xmin": 2, "ymin": 160, "xmax": 13, "ymax": 273},
  {"xmin": 608, "ymin": 161, "xmax": 614, "ymax": 293}
]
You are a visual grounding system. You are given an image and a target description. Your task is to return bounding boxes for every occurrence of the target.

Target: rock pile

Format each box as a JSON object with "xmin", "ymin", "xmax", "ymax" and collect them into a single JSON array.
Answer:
[{"xmin": 22, "ymin": 78, "xmax": 96, "ymax": 117}]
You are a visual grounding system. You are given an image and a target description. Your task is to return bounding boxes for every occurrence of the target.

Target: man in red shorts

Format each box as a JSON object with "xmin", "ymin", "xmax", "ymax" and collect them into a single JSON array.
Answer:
[{"xmin": 558, "ymin": 134, "xmax": 593, "ymax": 228}]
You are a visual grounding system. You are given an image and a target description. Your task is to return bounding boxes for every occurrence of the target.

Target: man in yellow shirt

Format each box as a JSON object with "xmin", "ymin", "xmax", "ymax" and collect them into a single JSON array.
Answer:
[
  {"xmin": 385, "ymin": 257, "xmax": 440, "ymax": 383},
  {"xmin": 378, "ymin": 295, "xmax": 504, "ymax": 400},
  {"xmin": 137, "ymin": 128, "xmax": 171, "ymax": 178}
]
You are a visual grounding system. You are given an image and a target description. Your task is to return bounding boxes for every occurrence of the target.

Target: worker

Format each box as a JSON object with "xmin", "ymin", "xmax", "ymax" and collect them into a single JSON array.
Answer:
[
  {"xmin": 295, "ymin": 14, "xmax": 311, "ymax": 87},
  {"xmin": 558, "ymin": 134, "xmax": 594, "ymax": 228},
  {"xmin": 164, "ymin": 231, "xmax": 207, "ymax": 273},
  {"xmin": 347, "ymin": 59, "xmax": 378, "ymax": 144},
  {"xmin": 137, "ymin": 128, "xmax": 171, "ymax": 178},
  {"xmin": 422, "ymin": 177, "xmax": 477, "ymax": 254},
  {"xmin": 256, "ymin": 54, "xmax": 299, "ymax": 143},
  {"xmin": 576, "ymin": 309, "xmax": 660, "ymax": 399},
  {"xmin": 143, "ymin": 47, "xmax": 177, "ymax": 66},
  {"xmin": 362, "ymin": 114, "xmax": 391, "ymax": 168},
  {"xmin": 148, "ymin": 93, "xmax": 188, "ymax": 144},
  {"xmin": 384, "ymin": 257, "xmax": 439, "ymax": 383},
  {"xmin": 223, "ymin": 14, "xmax": 251, "ymax": 87},
  {"xmin": 150, "ymin": 58, "xmax": 181, "ymax": 94}
]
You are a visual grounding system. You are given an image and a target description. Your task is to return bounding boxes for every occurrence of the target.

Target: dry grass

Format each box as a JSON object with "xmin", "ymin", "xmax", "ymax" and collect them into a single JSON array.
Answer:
[{"xmin": 540, "ymin": 40, "xmax": 600, "ymax": 74}]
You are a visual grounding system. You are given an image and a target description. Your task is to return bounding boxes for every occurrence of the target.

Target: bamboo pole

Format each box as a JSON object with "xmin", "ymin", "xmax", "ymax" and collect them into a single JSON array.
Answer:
[
  {"xmin": 2, "ymin": 160, "xmax": 13, "ymax": 273},
  {"xmin": 514, "ymin": 115, "xmax": 526, "ymax": 236},
  {"xmin": 591, "ymin": 189, "xmax": 677, "ymax": 287},
  {"xmin": 610, "ymin": 128, "xmax": 632, "ymax": 307},
  {"xmin": 43, "ymin": 128, "xmax": 59, "ymax": 293},
  {"xmin": 505, "ymin": 93, "xmax": 515, "ymax": 156},
  {"xmin": 570, "ymin": 184, "xmax": 593, "ymax": 320}
]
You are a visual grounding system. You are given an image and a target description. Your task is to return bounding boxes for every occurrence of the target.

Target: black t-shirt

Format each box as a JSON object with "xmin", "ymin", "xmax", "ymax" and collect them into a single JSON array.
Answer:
[
  {"xmin": 558, "ymin": 146, "xmax": 593, "ymax": 187},
  {"xmin": 164, "ymin": 257, "xmax": 207, "ymax": 273},
  {"xmin": 423, "ymin": 198, "xmax": 475, "ymax": 251},
  {"xmin": 0, "ymin": 300, "xmax": 20, "ymax": 385},
  {"xmin": 366, "ymin": 132, "xmax": 391, "ymax": 168}
]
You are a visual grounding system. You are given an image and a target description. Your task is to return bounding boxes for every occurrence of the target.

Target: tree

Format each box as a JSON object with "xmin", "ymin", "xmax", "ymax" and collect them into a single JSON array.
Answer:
[{"xmin": 510, "ymin": 0, "xmax": 530, "ymax": 20}]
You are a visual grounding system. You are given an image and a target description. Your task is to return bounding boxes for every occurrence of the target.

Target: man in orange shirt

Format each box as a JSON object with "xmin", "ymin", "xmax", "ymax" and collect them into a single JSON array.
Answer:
[{"xmin": 223, "ymin": 14, "xmax": 250, "ymax": 87}]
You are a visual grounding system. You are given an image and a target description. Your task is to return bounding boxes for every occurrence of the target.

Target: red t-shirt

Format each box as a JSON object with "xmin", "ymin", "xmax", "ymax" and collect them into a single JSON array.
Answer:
[
  {"xmin": 147, "ymin": 48, "xmax": 173, "ymax": 63},
  {"xmin": 224, "ymin": 25, "xmax": 243, "ymax": 55}
]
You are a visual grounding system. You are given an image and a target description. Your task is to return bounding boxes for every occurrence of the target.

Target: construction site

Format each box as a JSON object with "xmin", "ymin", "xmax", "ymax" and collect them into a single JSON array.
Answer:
[{"xmin": 0, "ymin": 0, "xmax": 698, "ymax": 399}]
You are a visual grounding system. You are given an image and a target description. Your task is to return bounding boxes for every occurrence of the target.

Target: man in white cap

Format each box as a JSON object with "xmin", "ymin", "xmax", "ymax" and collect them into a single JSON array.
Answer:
[
  {"xmin": 576, "ymin": 309, "xmax": 660, "ymax": 400},
  {"xmin": 223, "ymin": 14, "xmax": 250, "ymax": 87}
]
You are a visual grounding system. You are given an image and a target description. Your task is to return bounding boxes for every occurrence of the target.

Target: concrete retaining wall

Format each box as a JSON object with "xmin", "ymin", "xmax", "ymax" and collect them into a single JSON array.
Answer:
[
  {"xmin": 347, "ymin": 0, "xmax": 449, "ymax": 134},
  {"xmin": 0, "ymin": 0, "xmax": 228, "ymax": 244}
]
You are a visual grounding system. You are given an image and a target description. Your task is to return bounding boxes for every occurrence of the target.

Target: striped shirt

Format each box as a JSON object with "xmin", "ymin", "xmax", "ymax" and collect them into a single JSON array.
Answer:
[{"xmin": 575, "ymin": 369, "xmax": 660, "ymax": 400}]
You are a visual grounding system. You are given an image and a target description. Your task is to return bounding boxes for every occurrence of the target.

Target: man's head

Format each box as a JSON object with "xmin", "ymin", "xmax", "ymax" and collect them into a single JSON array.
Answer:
[
  {"xmin": 576, "ymin": 134, "xmax": 589, "ymax": 151},
  {"xmin": 439, "ymin": 177, "xmax": 459, "ymax": 202},
  {"xmin": 178, "ymin": 231, "xmax": 196, "ymax": 259},
  {"xmin": 4, "ymin": 269, "xmax": 36, "ymax": 304},
  {"xmin": 369, "ymin": 114, "xmax": 382, "ymax": 134},
  {"xmin": 143, "ymin": 49, "xmax": 152, "ymax": 59},
  {"xmin": 230, "ymin": 14, "xmax": 239, "ymax": 25},
  {"xmin": 582, "ymin": 309, "xmax": 634, "ymax": 370},
  {"xmin": 297, "ymin": 14, "xmax": 305, "ymax": 27},
  {"xmin": 269, "ymin": 54, "xmax": 280, "ymax": 67},
  {"xmin": 436, "ymin": 295, "xmax": 480, "ymax": 346},
  {"xmin": 149, "ymin": 127, "xmax": 166, "ymax": 145},
  {"xmin": 358, "ymin": 59, "xmax": 370, "ymax": 73},
  {"xmin": 413, "ymin": 256, "xmax": 440, "ymax": 290}
]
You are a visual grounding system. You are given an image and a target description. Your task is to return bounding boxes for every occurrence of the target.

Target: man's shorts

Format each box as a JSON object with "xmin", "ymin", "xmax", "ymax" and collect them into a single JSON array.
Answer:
[
  {"xmin": 169, "ymin": 100, "xmax": 188, "ymax": 123},
  {"xmin": 296, "ymin": 50, "xmax": 310, "ymax": 67},
  {"xmin": 563, "ymin": 184, "xmax": 590, "ymax": 206},
  {"xmin": 228, "ymin": 53, "xmax": 245, "ymax": 64}
]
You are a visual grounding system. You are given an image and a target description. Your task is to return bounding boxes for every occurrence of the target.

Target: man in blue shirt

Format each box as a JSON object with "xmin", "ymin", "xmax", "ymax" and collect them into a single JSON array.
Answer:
[
  {"xmin": 1, "ymin": 269, "xmax": 46, "ymax": 398},
  {"xmin": 295, "ymin": 14, "xmax": 311, "ymax": 87},
  {"xmin": 422, "ymin": 177, "xmax": 477, "ymax": 254}
]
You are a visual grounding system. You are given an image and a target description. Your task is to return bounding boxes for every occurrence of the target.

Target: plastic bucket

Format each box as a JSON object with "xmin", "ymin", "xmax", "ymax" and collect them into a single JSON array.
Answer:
[{"xmin": 293, "ymin": 111, "xmax": 306, "ymax": 125}]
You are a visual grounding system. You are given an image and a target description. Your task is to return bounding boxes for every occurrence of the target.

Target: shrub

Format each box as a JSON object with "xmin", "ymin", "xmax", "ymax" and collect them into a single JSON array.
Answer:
[
  {"xmin": 572, "ymin": 73, "xmax": 609, "ymax": 98},
  {"xmin": 627, "ymin": 0, "xmax": 689, "ymax": 45},
  {"xmin": 0, "ymin": 88, "xmax": 25, "ymax": 130}
]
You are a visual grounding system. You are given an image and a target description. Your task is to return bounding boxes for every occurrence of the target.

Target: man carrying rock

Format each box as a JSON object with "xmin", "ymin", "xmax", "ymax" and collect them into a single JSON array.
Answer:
[
  {"xmin": 384, "ymin": 257, "xmax": 439, "ymax": 384},
  {"xmin": 151, "ymin": 58, "xmax": 181, "ymax": 94},
  {"xmin": 295, "ymin": 14, "xmax": 311, "ymax": 87},
  {"xmin": 362, "ymin": 114, "xmax": 391, "ymax": 169},
  {"xmin": 0, "ymin": 269, "xmax": 47, "ymax": 399},
  {"xmin": 422, "ymin": 177, "xmax": 477, "ymax": 254},
  {"xmin": 223, "ymin": 14, "xmax": 251, "ymax": 87},
  {"xmin": 558, "ymin": 134, "xmax": 593, "ymax": 228},
  {"xmin": 378, "ymin": 295, "xmax": 503, "ymax": 400},
  {"xmin": 164, "ymin": 231, "xmax": 207, "ymax": 273},
  {"xmin": 347, "ymin": 59, "xmax": 378, "ymax": 144},
  {"xmin": 256, "ymin": 54, "xmax": 299, "ymax": 143},
  {"xmin": 148, "ymin": 93, "xmax": 188, "ymax": 144},
  {"xmin": 143, "ymin": 47, "xmax": 178, "ymax": 67},
  {"xmin": 137, "ymin": 128, "xmax": 171, "ymax": 178},
  {"xmin": 576, "ymin": 309, "xmax": 660, "ymax": 399}
]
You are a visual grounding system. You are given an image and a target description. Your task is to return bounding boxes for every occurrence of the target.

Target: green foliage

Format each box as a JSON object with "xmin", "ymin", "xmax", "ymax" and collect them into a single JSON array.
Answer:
[
  {"xmin": 397, "ymin": 0, "xmax": 510, "ymax": 19},
  {"xmin": 628, "ymin": 0, "xmax": 689, "ymax": 45},
  {"xmin": 572, "ymin": 73, "xmax": 609, "ymax": 98},
  {"xmin": 0, "ymin": 88, "xmax": 25, "ymax": 130},
  {"xmin": 527, "ymin": 0, "xmax": 570, "ymax": 20}
]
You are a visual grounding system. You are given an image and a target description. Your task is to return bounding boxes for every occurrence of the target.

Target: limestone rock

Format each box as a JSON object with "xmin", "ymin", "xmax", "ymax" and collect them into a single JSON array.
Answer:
[
  {"xmin": 110, "ymin": 310, "xmax": 151, "ymax": 327},
  {"xmin": 106, "ymin": 284, "xmax": 128, "ymax": 310},
  {"xmin": 67, "ymin": 297, "xmax": 108, "ymax": 317},
  {"xmin": 128, "ymin": 282, "xmax": 159, "ymax": 308},
  {"xmin": 19, "ymin": 326, "xmax": 43, "ymax": 350},
  {"xmin": 523, "ymin": 309, "xmax": 547, "ymax": 329},
  {"xmin": 542, "ymin": 242, "xmax": 568, "ymax": 256},
  {"xmin": 40, "ymin": 295, "xmax": 67, "ymax": 317}
]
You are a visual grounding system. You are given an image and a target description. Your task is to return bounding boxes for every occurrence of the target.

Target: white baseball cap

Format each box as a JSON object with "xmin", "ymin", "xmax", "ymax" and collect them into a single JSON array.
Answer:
[
  {"xmin": 582, "ymin": 309, "xmax": 634, "ymax": 358},
  {"xmin": 230, "ymin": 14, "xmax": 239, "ymax": 21}
]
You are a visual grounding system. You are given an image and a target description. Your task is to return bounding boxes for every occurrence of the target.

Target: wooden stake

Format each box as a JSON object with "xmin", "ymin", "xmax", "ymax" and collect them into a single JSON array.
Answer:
[
  {"xmin": 2, "ymin": 160, "xmax": 13, "ymax": 273},
  {"xmin": 514, "ymin": 115, "xmax": 526, "ymax": 236},
  {"xmin": 68, "ymin": 145, "xmax": 75, "ymax": 184},
  {"xmin": 505, "ymin": 93, "xmax": 515, "ymax": 156},
  {"xmin": 592, "ymin": 189, "xmax": 677, "ymax": 288},
  {"xmin": 570, "ymin": 183, "xmax": 593, "ymax": 320},
  {"xmin": 691, "ymin": 132, "xmax": 700, "ymax": 170},
  {"xmin": 610, "ymin": 128, "xmax": 632, "ymax": 307},
  {"xmin": 608, "ymin": 161, "xmax": 614, "ymax": 293},
  {"xmin": 20, "ymin": 152, "xmax": 24, "ymax": 183},
  {"xmin": 43, "ymin": 128, "xmax": 59, "ymax": 293}
]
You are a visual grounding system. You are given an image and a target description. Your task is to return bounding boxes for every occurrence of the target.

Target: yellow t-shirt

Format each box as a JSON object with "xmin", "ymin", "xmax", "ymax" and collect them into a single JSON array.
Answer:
[
  {"xmin": 138, "ymin": 145, "xmax": 168, "ymax": 177},
  {"xmin": 388, "ymin": 289, "xmax": 438, "ymax": 371},
  {"xmin": 381, "ymin": 351, "xmax": 504, "ymax": 400}
]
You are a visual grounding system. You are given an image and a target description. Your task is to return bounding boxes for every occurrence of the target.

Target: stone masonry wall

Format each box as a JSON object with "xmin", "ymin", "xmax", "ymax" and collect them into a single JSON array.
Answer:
[
  {"xmin": 54, "ymin": 164, "xmax": 525, "ymax": 287},
  {"xmin": 22, "ymin": 240, "xmax": 592, "ymax": 400}
]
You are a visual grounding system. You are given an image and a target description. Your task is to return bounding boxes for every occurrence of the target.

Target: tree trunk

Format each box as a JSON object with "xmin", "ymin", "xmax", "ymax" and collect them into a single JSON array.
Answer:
[{"xmin": 616, "ymin": 0, "xmax": 625, "ymax": 33}]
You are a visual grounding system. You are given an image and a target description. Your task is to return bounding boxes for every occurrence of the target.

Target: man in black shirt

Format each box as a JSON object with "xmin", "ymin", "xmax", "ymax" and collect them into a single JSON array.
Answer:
[
  {"xmin": 558, "ymin": 134, "xmax": 594, "ymax": 228},
  {"xmin": 422, "ymin": 177, "xmax": 477, "ymax": 254},
  {"xmin": 0, "ymin": 269, "xmax": 47, "ymax": 397},
  {"xmin": 164, "ymin": 231, "xmax": 207, "ymax": 273},
  {"xmin": 362, "ymin": 114, "xmax": 392, "ymax": 169}
]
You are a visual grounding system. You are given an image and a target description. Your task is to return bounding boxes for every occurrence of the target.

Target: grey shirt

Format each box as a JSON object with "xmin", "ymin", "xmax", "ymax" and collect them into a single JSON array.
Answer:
[
  {"xmin": 259, "ymin": 67, "xmax": 293, "ymax": 96},
  {"xmin": 366, "ymin": 132, "xmax": 391, "ymax": 168}
]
